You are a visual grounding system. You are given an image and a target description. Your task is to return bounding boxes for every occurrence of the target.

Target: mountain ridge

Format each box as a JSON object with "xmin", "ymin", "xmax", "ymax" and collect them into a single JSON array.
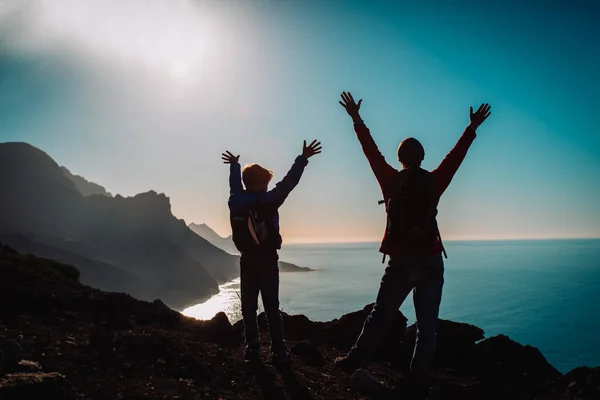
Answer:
[
  {"xmin": 0, "ymin": 141, "xmax": 239, "ymax": 309},
  {"xmin": 60, "ymin": 166, "xmax": 112, "ymax": 197}
]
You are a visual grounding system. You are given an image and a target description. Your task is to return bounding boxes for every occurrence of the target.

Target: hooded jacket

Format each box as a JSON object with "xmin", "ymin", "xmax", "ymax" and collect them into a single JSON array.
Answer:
[{"xmin": 228, "ymin": 156, "xmax": 308, "ymax": 251}]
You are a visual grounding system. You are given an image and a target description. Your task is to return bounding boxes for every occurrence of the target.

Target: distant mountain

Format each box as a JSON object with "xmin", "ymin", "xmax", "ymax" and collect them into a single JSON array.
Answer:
[
  {"xmin": 188, "ymin": 223, "xmax": 237, "ymax": 254},
  {"xmin": 188, "ymin": 223, "xmax": 314, "ymax": 272},
  {"xmin": 61, "ymin": 166, "xmax": 112, "ymax": 197},
  {"xmin": 0, "ymin": 142, "xmax": 240, "ymax": 309}
]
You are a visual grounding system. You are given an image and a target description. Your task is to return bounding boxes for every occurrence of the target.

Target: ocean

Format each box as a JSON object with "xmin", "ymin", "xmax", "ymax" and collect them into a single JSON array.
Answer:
[{"xmin": 182, "ymin": 239, "xmax": 600, "ymax": 373}]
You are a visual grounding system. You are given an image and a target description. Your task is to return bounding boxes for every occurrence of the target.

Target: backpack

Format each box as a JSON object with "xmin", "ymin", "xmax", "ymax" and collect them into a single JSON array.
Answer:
[
  {"xmin": 230, "ymin": 202, "xmax": 278, "ymax": 253},
  {"xmin": 381, "ymin": 168, "xmax": 447, "ymax": 258}
]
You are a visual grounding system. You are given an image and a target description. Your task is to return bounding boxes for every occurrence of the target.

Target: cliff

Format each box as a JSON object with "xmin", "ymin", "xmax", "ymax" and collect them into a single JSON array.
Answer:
[
  {"xmin": 1, "ymin": 245, "xmax": 598, "ymax": 400},
  {"xmin": 0, "ymin": 142, "xmax": 240, "ymax": 309}
]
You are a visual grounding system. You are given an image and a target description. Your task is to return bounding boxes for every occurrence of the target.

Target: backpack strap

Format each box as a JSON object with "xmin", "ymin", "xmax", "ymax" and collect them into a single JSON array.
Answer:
[
  {"xmin": 247, "ymin": 213, "xmax": 261, "ymax": 245},
  {"xmin": 420, "ymin": 171, "xmax": 437, "ymax": 231},
  {"xmin": 420, "ymin": 171, "xmax": 448, "ymax": 258},
  {"xmin": 434, "ymin": 219, "xmax": 448, "ymax": 259}
]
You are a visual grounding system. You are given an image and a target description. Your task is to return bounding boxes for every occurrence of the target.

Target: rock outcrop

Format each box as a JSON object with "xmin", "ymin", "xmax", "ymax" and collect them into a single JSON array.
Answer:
[{"xmin": 0, "ymin": 244, "xmax": 597, "ymax": 399}]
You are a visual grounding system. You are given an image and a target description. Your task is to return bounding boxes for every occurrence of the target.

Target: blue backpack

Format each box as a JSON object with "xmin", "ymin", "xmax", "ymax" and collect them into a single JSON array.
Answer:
[{"xmin": 230, "ymin": 202, "xmax": 277, "ymax": 253}]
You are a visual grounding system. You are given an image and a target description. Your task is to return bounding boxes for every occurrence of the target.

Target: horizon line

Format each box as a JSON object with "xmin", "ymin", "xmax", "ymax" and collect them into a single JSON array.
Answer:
[{"xmin": 281, "ymin": 236, "xmax": 600, "ymax": 245}]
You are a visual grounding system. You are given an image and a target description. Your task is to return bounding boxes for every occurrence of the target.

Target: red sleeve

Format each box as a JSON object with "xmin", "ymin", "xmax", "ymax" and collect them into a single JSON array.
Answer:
[
  {"xmin": 354, "ymin": 121, "xmax": 398, "ymax": 198},
  {"xmin": 432, "ymin": 126, "xmax": 477, "ymax": 198}
]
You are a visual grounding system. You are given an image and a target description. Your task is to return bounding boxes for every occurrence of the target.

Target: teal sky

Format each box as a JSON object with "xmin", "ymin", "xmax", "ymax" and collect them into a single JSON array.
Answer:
[{"xmin": 1, "ymin": 0, "xmax": 599, "ymax": 242}]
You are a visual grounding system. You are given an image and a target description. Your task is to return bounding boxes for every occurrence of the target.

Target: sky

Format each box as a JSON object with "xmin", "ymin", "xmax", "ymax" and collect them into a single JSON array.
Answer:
[{"xmin": 1, "ymin": 0, "xmax": 599, "ymax": 243}]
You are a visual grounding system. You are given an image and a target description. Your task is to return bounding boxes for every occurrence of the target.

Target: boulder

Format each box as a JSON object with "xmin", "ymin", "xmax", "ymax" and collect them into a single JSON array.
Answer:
[
  {"xmin": 205, "ymin": 312, "xmax": 240, "ymax": 347},
  {"xmin": 399, "ymin": 319, "xmax": 485, "ymax": 368},
  {"xmin": 470, "ymin": 335, "xmax": 561, "ymax": 385},
  {"xmin": 284, "ymin": 313, "xmax": 329, "ymax": 343},
  {"xmin": 327, "ymin": 303, "xmax": 407, "ymax": 353}
]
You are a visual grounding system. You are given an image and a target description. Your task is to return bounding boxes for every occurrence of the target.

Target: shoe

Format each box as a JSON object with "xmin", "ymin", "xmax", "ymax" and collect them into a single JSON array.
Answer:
[
  {"xmin": 351, "ymin": 369, "xmax": 387, "ymax": 394},
  {"xmin": 333, "ymin": 355, "xmax": 364, "ymax": 373},
  {"xmin": 243, "ymin": 344, "xmax": 260, "ymax": 362}
]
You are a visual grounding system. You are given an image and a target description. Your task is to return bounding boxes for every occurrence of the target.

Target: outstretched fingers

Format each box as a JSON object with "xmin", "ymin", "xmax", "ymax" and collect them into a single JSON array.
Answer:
[
  {"xmin": 348, "ymin": 92, "xmax": 355, "ymax": 104},
  {"xmin": 339, "ymin": 91, "xmax": 363, "ymax": 118},
  {"xmin": 340, "ymin": 91, "xmax": 355, "ymax": 105},
  {"xmin": 340, "ymin": 92, "xmax": 349, "ymax": 105},
  {"xmin": 469, "ymin": 103, "xmax": 492, "ymax": 128},
  {"xmin": 302, "ymin": 140, "xmax": 322, "ymax": 158},
  {"xmin": 480, "ymin": 103, "xmax": 491, "ymax": 119},
  {"xmin": 221, "ymin": 150, "xmax": 239, "ymax": 164},
  {"xmin": 311, "ymin": 140, "xmax": 322, "ymax": 151}
]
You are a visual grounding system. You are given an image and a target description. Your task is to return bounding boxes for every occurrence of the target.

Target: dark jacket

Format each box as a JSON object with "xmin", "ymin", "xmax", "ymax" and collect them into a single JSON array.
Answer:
[
  {"xmin": 354, "ymin": 120, "xmax": 477, "ymax": 256},
  {"xmin": 228, "ymin": 156, "xmax": 309, "ymax": 250}
]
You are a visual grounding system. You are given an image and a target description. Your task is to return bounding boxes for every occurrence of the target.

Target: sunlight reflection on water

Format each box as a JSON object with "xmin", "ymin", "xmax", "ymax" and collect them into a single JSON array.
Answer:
[
  {"xmin": 181, "ymin": 278, "xmax": 246, "ymax": 322},
  {"xmin": 178, "ymin": 240, "xmax": 600, "ymax": 373}
]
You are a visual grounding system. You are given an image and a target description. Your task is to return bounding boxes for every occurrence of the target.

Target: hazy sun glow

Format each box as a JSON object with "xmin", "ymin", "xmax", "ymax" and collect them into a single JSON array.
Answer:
[
  {"xmin": 1, "ymin": 0, "xmax": 598, "ymax": 243},
  {"xmin": 6, "ymin": 0, "xmax": 225, "ymax": 83}
]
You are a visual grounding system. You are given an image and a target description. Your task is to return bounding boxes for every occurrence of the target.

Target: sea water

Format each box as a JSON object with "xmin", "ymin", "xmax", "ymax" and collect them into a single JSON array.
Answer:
[{"xmin": 182, "ymin": 239, "xmax": 600, "ymax": 373}]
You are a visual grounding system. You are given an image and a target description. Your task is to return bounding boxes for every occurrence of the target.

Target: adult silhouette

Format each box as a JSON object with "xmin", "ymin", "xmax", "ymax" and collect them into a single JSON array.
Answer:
[{"xmin": 335, "ymin": 91, "xmax": 491, "ymax": 382}]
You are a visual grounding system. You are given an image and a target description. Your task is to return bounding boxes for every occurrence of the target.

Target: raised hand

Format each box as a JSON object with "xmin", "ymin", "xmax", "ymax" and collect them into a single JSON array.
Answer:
[
  {"xmin": 302, "ymin": 140, "xmax": 322, "ymax": 159},
  {"xmin": 469, "ymin": 103, "xmax": 491, "ymax": 130},
  {"xmin": 339, "ymin": 91, "xmax": 363, "ymax": 120},
  {"xmin": 221, "ymin": 151, "xmax": 240, "ymax": 164}
]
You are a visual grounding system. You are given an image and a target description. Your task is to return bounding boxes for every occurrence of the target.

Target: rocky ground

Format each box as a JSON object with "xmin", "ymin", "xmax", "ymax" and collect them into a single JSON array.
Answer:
[{"xmin": 1, "ymin": 243, "xmax": 599, "ymax": 400}]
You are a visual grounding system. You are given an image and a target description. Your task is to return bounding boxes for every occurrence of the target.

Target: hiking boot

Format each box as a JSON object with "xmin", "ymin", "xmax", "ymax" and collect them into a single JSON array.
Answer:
[
  {"xmin": 351, "ymin": 369, "xmax": 388, "ymax": 395},
  {"xmin": 333, "ymin": 355, "xmax": 364, "ymax": 373},
  {"xmin": 243, "ymin": 345, "xmax": 260, "ymax": 362},
  {"xmin": 271, "ymin": 349, "xmax": 291, "ymax": 367}
]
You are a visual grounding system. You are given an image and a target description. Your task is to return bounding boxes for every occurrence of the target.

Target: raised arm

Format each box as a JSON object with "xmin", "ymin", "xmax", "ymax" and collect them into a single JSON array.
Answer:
[
  {"xmin": 260, "ymin": 140, "xmax": 322, "ymax": 207},
  {"xmin": 432, "ymin": 103, "xmax": 491, "ymax": 196},
  {"xmin": 222, "ymin": 151, "xmax": 243, "ymax": 194},
  {"xmin": 339, "ymin": 92, "xmax": 397, "ymax": 194}
]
